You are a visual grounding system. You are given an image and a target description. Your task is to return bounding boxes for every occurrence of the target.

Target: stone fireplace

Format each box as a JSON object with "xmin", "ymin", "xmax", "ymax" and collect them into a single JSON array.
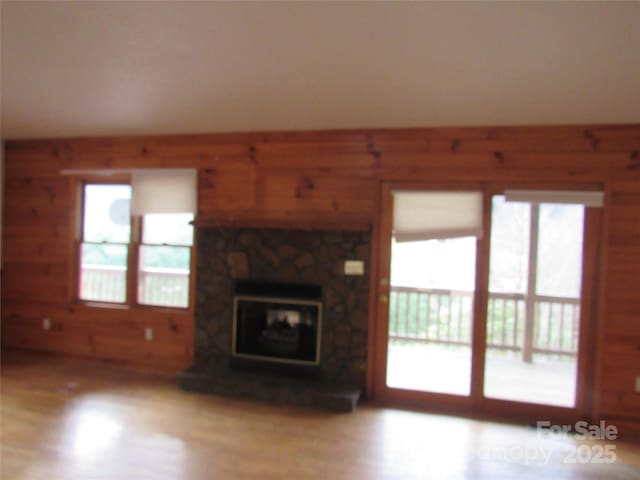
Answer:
[{"xmin": 178, "ymin": 227, "xmax": 370, "ymax": 411}]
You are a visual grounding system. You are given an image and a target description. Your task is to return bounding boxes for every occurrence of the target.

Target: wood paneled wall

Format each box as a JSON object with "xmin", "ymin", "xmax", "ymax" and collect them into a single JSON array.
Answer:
[{"xmin": 2, "ymin": 125, "xmax": 639, "ymax": 427}]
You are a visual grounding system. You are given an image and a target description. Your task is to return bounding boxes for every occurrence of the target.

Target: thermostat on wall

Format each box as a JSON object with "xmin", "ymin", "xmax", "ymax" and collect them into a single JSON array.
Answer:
[{"xmin": 344, "ymin": 260, "xmax": 365, "ymax": 275}]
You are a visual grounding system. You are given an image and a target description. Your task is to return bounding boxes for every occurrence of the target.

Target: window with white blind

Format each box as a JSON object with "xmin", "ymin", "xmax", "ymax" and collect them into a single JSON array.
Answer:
[{"xmin": 77, "ymin": 173, "xmax": 196, "ymax": 308}]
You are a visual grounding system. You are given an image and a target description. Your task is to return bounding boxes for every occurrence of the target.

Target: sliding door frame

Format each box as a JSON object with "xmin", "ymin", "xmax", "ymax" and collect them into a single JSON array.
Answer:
[
  {"xmin": 372, "ymin": 180, "xmax": 603, "ymax": 425},
  {"xmin": 373, "ymin": 181, "xmax": 485, "ymax": 414}
]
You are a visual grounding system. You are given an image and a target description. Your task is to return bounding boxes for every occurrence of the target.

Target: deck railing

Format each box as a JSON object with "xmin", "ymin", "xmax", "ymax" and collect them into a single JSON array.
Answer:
[
  {"xmin": 80, "ymin": 264, "xmax": 189, "ymax": 307},
  {"xmin": 80, "ymin": 268, "xmax": 579, "ymax": 355},
  {"xmin": 389, "ymin": 286, "xmax": 579, "ymax": 358},
  {"xmin": 80, "ymin": 264, "xmax": 127, "ymax": 303}
]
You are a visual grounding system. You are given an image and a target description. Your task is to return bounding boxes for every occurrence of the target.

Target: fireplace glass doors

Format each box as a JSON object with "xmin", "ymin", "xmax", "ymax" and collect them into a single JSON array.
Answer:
[{"xmin": 233, "ymin": 294, "xmax": 322, "ymax": 366}]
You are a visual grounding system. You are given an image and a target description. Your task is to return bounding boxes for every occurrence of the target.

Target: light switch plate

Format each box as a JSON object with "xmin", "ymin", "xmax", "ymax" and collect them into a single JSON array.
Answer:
[
  {"xmin": 145, "ymin": 327, "xmax": 153, "ymax": 341},
  {"xmin": 635, "ymin": 376, "xmax": 640, "ymax": 393},
  {"xmin": 42, "ymin": 318, "xmax": 51, "ymax": 330},
  {"xmin": 344, "ymin": 260, "xmax": 365, "ymax": 275}
]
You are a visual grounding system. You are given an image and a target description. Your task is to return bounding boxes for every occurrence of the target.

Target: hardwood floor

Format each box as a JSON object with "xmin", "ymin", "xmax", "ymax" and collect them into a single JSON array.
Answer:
[{"xmin": 1, "ymin": 349, "xmax": 638, "ymax": 480}]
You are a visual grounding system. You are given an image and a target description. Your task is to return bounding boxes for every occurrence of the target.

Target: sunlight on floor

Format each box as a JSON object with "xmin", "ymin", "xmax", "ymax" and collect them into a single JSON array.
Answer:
[{"xmin": 71, "ymin": 410, "xmax": 123, "ymax": 456}]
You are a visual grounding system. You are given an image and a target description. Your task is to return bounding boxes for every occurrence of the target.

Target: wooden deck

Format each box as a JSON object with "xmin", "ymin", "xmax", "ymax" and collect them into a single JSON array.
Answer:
[
  {"xmin": 2, "ymin": 349, "xmax": 639, "ymax": 480},
  {"xmin": 387, "ymin": 343, "xmax": 577, "ymax": 406}
]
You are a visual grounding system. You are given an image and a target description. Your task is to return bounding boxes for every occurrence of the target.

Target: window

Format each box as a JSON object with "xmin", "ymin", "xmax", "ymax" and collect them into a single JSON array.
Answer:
[
  {"xmin": 79, "ymin": 184, "xmax": 131, "ymax": 303},
  {"xmin": 78, "ymin": 183, "xmax": 194, "ymax": 308},
  {"xmin": 138, "ymin": 213, "xmax": 193, "ymax": 308}
]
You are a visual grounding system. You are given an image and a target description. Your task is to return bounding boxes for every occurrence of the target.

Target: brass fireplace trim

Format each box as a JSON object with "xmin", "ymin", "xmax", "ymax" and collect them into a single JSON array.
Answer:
[{"xmin": 231, "ymin": 295, "xmax": 323, "ymax": 367}]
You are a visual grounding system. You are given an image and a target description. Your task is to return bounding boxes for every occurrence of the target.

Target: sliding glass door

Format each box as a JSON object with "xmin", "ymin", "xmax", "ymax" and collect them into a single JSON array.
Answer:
[
  {"xmin": 383, "ymin": 190, "xmax": 482, "ymax": 398},
  {"xmin": 483, "ymin": 195, "xmax": 586, "ymax": 407},
  {"xmin": 375, "ymin": 183, "xmax": 601, "ymax": 418},
  {"xmin": 386, "ymin": 235, "xmax": 477, "ymax": 395}
]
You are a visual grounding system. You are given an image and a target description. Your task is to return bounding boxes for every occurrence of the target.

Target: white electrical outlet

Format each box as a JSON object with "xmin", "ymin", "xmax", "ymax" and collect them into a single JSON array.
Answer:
[
  {"xmin": 42, "ymin": 318, "xmax": 51, "ymax": 330},
  {"xmin": 344, "ymin": 260, "xmax": 365, "ymax": 275},
  {"xmin": 144, "ymin": 327, "xmax": 153, "ymax": 341},
  {"xmin": 635, "ymin": 376, "xmax": 640, "ymax": 393}
]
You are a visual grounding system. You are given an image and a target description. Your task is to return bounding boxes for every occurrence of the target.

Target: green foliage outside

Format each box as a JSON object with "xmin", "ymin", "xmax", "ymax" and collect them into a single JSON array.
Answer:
[{"xmin": 82, "ymin": 243, "xmax": 190, "ymax": 270}]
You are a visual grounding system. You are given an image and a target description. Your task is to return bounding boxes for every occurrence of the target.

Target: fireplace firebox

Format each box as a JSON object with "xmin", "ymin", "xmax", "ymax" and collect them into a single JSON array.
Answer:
[{"xmin": 232, "ymin": 282, "xmax": 322, "ymax": 367}]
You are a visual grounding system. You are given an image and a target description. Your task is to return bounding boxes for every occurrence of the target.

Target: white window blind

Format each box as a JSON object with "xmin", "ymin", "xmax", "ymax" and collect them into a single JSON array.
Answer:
[
  {"xmin": 504, "ymin": 190, "xmax": 604, "ymax": 207},
  {"xmin": 131, "ymin": 169, "xmax": 197, "ymax": 215},
  {"xmin": 392, "ymin": 191, "xmax": 483, "ymax": 242}
]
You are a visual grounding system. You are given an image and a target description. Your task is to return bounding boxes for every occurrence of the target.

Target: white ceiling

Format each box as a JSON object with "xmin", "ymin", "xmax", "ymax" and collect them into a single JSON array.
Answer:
[{"xmin": 1, "ymin": 1, "xmax": 639, "ymax": 140}]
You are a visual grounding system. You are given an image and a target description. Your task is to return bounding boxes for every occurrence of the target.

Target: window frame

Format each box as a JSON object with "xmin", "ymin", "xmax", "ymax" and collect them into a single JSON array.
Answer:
[{"xmin": 74, "ymin": 177, "xmax": 194, "ymax": 311}]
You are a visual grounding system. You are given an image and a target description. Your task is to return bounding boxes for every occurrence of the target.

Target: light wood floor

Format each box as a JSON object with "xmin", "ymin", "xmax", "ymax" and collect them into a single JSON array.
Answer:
[{"xmin": 1, "ymin": 349, "xmax": 639, "ymax": 480}]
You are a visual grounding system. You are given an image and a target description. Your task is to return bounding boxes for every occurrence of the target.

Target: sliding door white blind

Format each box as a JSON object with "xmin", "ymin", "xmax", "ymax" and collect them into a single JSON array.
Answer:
[
  {"xmin": 504, "ymin": 190, "xmax": 604, "ymax": 207},
  {"xmin": 392, "ymin": 191, "xmax": 483, "ymax": 242}
]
